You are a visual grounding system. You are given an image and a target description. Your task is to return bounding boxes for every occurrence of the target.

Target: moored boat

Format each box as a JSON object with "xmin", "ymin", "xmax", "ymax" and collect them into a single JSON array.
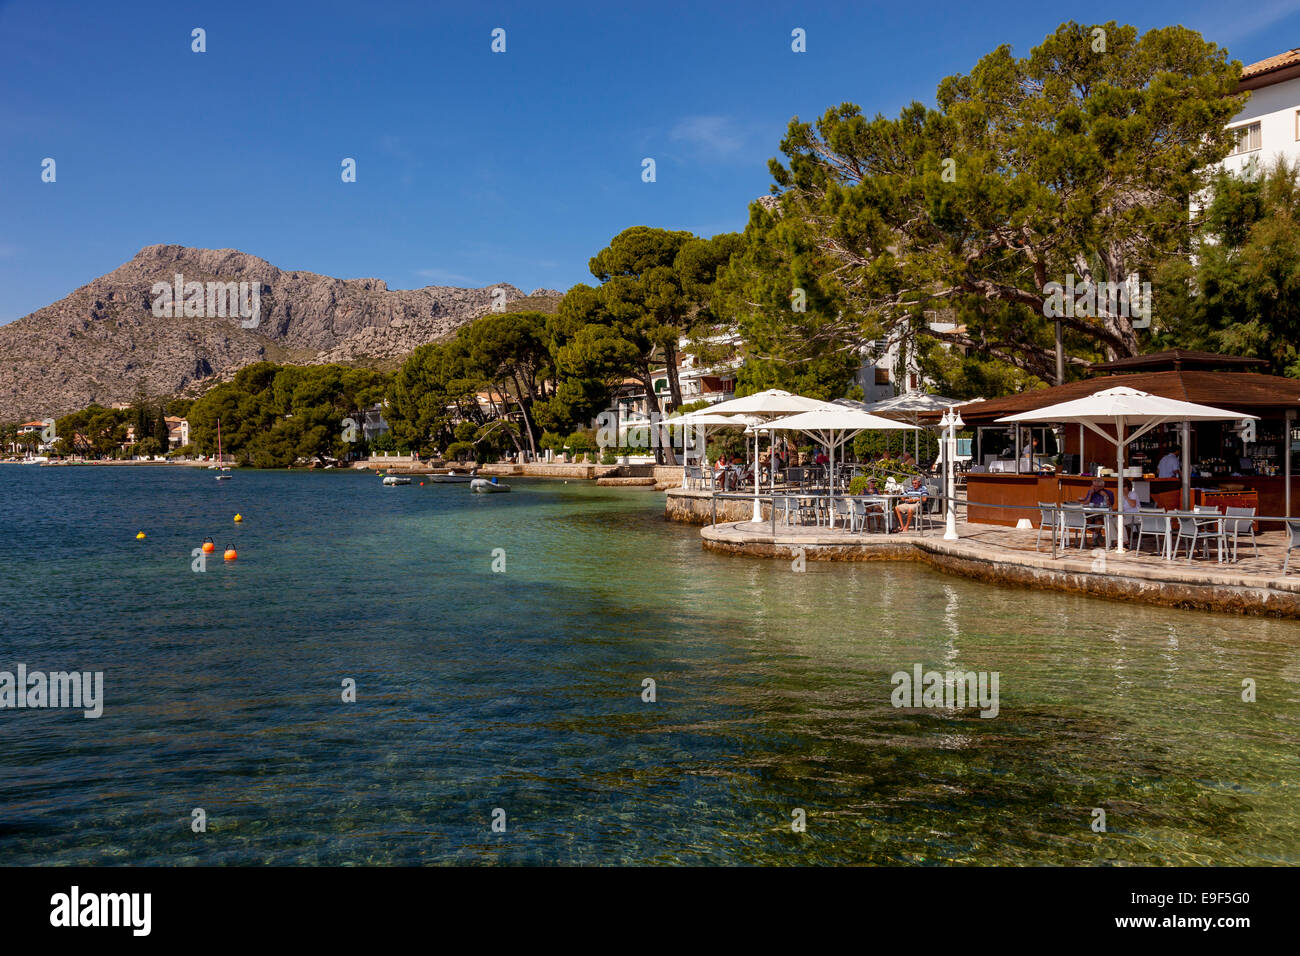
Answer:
[
  {"xmin": 470, "ymin": 478, "xmax": 510, "ymax": 493},
  {"xmin": 382, "ymin": 475, "xmax": 412, "ymax": 485},
  {"xmin": 428, "ymin": 471, "xmax": 475, "ymax": 483}
]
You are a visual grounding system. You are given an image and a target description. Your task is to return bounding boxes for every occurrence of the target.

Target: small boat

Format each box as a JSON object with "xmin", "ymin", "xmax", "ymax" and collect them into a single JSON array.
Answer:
[
  {"xmin": 470, "ymin": 478, "xmax": 510, "ymax": 494},
  {"xmin": 215, "ymin": 473, "xmax": 232, "ymax": 481},
  {"xmin": 428, "ymin": 471, "xmax": 475, "ymax": 483},
  {"xmin": 382, "ymin": 475, "xmax": 412, "ymax": 485}
]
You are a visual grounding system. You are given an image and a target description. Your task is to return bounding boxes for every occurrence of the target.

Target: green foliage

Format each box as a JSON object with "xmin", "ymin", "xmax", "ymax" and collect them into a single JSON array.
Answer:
[
  {"xmin": 1154, "ymin": 158, "xmax": 1300, "ymax": 376},
  {"xmin": 739, "ymin": 20, "xmax": 1243, "ymax": 390},
  {"xmin": 56, "ymin": 404, "xmax": 129, "ymax": 457},
  {"xmin": 852, "ymin": 431, "xmax": 938, "ymax": 464},
  {"xmin": 848, "ymin": 475, "xmax": 875, "ymax": 495},
  {"xmin": 444, "ymin": 441, "xmax": 476, "ymax": 461},
  {"xmin": 565, "ymin": 430, "xmax": 595, "ymax": 453},
  {"xmin": 187, "ymin": 362, "xmax": 389, "ymax": 466}
]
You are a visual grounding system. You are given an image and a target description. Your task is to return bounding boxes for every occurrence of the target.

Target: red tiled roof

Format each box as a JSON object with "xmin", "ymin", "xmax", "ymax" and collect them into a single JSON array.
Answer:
[{"xmin": 1241, "ymin": 48, "xmax": 1300, "ymax": 80}]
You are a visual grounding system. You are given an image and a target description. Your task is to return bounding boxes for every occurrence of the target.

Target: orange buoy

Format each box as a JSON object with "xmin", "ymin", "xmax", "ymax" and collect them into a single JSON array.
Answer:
[
  {"xmin": 223, "ymin": 546, "xmax": 237, "ymax": 561},
  {"xmin": 202, "ymin": 537, "xmax": 216, "ymax": 553}
]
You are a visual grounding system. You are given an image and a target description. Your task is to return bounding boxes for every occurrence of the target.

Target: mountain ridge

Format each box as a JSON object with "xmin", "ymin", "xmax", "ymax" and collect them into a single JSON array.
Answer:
[{"xmin": 0, "ymin": 245, "xmax": 560, "ymax": 420}]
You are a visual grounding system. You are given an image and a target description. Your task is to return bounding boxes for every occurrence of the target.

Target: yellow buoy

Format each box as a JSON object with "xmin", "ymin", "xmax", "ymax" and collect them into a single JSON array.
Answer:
[
  {"xmin": 234, "ymin": 513, "xmax": 243, "ymax": 522},
  {"xmin": 201, "ymin": 537, "xmax": 215, "ymax": 553},
  {"xmin": 136, "ymin": 531, "xmax": 146, "ymax": 540},
  {"xmin": 223, "ymin": 546, "xmax": 237, "ymax": 561}
]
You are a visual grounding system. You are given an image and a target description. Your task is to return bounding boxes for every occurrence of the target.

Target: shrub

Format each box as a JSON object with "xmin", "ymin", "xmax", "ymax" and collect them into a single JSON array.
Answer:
[
  {"xmin": 565, "ymin": 430, "xmax": 595, "ymax": 453},
  {"xmin": 444, "ymin": 441, "xmax": 476, "ymax": 461}
]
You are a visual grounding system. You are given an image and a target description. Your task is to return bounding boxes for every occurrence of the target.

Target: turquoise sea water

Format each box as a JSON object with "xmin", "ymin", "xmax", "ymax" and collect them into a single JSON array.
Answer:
[{"xmin": 0, "ymin": 465, "xmax": 1297, "ymax": 865}]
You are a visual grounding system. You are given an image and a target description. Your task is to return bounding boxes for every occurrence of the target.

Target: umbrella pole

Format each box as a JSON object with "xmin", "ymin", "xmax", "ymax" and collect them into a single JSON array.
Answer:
[
  {"xmin": 829, "ymin": 434, "xmax": 836, "ymax": 529},
  {"xmin": 751, "ymin": 429, "xmax": 762, "ymax": 523},
  {"xmin": 1115, "ymin": 420, "xmax": 1126, "ymax": 554}
]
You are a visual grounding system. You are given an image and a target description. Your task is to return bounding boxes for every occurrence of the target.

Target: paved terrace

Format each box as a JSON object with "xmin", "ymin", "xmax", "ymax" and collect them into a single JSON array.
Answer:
[{"xmin": 700, "ymin": 518, "xmax": 1300, "ymax": 619}]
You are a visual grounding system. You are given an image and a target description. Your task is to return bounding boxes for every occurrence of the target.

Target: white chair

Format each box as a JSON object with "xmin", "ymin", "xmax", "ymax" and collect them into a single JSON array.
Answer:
[
  {"xmin": 831, "ymin": 497, "xmax": 852, "ymax": 529},
  {"xmin": 1175, "ymin": 509, "xmax": 1223, "ymax": 563},
  {"xmin": 1058, "ymin": 506, "xmax": 1091, "ymax": 550},
  {"xmin": 1130, "ymin": 510, "xmax": 1171, "ymax": 558},
  {"xmin": 1286, "ymin": 521, "xmax": 1300, "ymax": 574},
  {"xmin": 1034, "ymin": 502, "xmax": 1057, "ymax": 552},
  {"xmin": 1223, "ymin": 507, "xmax": 1258, "ymax": 562},
  {"xmin": 774, "ymin": 495, "xmax": 797, "ymax": 526},
  {"xmin": 852, "ymin": 498, "xmax": 886, "ymax": 534}
]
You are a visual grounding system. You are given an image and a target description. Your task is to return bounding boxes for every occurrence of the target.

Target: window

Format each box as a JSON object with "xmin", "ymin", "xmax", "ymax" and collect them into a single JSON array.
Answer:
[
  {"xmin": 874, "ymin": 368, "xmax": 891, "ymax": 385},
  {"xmin": 1296, "ymin": 110, "xmax": 1300, "ymax": 141},
  {"xmin": 1229, "ymin": 121, "xmax": 1261, "ymax": 155}
]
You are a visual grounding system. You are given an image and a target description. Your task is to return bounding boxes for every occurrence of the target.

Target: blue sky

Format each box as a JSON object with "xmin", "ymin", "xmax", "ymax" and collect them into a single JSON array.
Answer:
[{"xmin": 3, "ymin": 0, "xmax": 1300, "ymax": 323}]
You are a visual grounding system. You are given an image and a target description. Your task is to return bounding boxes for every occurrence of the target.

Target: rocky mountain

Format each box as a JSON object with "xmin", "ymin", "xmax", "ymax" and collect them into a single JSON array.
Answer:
[{"xmin": 0, "ymin": 245, "xmax": 556, "ymax": 421}]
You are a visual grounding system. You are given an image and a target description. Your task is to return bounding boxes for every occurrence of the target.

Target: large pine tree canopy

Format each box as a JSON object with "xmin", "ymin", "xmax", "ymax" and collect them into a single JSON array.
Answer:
[{"xmin": 724, "ymin": 20, "xmax": 1245, "ymax": 393}]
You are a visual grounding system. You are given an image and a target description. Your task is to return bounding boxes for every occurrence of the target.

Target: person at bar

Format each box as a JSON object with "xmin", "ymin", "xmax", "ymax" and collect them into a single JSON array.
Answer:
[{"xmin": 1158, "ymin": 446, "xmax": 1181, "ymax": 478}]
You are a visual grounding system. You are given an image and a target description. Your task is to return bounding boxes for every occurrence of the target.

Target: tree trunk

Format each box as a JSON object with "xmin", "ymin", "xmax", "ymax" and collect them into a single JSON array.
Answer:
[{"xmin": 639, "ymin": 370, "xmax": 676, "ymax": 465}]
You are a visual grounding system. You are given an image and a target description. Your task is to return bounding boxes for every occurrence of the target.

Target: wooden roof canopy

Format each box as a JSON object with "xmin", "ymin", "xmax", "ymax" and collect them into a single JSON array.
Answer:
[
  {"xmin": 920, "ymin": 351, "xmax": 1300, "ymax": 427},
  {"xmin": 1090, "ymin": 349, "xmax": 1267, "ymax": 373}
]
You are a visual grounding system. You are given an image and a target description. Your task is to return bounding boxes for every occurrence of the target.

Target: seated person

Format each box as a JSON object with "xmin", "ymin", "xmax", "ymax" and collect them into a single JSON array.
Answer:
[
  {"xmin": 1077, "ymin": 478, "xmax": 1114, "ymax": 547},
  {"xmin": 894, "ymin": 476, "xmax": 929, "ymax": 532},
  {"xmin": 1077, "ymin": 478, "xmax": 1114, "ymax": 509},
  {"xmin": 1119, "ymin": 481, "xmax": 1141, "ymax": 535}
]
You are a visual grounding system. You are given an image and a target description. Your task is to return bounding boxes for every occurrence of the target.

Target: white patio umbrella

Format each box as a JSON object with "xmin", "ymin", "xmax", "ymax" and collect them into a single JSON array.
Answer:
[
  {"xmin": 861, "ymin": 392, "xmax": 961, "ymax": 460},
  {"xmin": 656, "ymin": 411, "xmax": 764, "ymax": 488},
  {"xmin": 702, "ymin": 389, "xmax": 841, "ymax": 521},
  {"xmin": 996, "ymin": 386, "xmax": 1256, "ymax": 553},
  {"xmin": 765, "ymin": 406, "xmax": 918, "ymax": 528}
]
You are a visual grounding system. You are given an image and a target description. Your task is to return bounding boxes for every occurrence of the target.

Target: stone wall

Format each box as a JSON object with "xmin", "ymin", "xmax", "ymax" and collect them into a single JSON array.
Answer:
[{"xmin": 664, "ymin": 489, "xmax": 770, "ymax": 524}]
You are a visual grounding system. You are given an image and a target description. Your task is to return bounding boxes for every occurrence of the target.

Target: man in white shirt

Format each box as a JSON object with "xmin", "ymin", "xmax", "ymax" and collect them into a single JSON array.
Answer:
[{"xmin": 1157, "ymin": 449, "xmax": 1181, "ymax": 478}]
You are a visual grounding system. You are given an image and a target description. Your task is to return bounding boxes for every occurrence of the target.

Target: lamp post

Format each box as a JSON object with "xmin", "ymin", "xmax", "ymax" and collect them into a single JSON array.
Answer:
[{"xmin": 941, "ymin": 408, "xmax": 963, "ymax": 540}]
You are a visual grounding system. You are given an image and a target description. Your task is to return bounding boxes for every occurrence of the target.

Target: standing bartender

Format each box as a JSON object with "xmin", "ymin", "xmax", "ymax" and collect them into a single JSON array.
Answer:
[{"xmin": 1157, "ymin": 447, "xmax": 1181, "ymax": 478}]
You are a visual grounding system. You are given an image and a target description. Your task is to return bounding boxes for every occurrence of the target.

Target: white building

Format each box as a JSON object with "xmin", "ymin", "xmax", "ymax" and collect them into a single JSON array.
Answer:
[
  {"xmin": 1219, "ymin": 48, "xmax": 1300, "ymax": 177},
  {"xmin": 852, "ymin": 315, "xmax": 962, "ymax": 403}
]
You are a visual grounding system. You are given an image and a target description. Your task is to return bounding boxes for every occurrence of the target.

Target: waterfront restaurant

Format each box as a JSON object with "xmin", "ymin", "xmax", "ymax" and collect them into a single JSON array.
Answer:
[{"xmin": 930, "ymin": 351, "xmax": 1300, "ymax": 528}]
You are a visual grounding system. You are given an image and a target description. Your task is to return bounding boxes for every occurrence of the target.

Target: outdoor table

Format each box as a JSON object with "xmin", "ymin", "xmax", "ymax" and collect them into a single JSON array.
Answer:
[
  {"xmin": 1056, "ymin": 506, "xmax": 1115, "ymax": 551},
  {"xmin": 858, "ymin": 494, "xmax": 901, "ymax": 533}
]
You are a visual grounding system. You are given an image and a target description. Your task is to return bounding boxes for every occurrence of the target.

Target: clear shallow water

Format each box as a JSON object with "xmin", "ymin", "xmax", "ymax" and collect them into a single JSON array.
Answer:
[{"xmin": 0, "ymin": 465, "xmax": 1297, "ymax": 865}]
